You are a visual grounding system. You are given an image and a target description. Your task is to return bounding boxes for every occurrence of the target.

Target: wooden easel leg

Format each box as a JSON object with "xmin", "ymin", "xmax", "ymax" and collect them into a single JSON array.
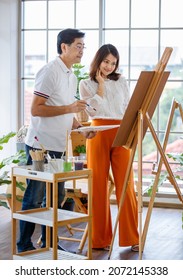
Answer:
[
  {"xmin": 141, "ymin": 171, "xmax": 161, "ymax": 251},
  {"xmin": 177, "ymin": 102, "xmax": 183, "ymax": 122},
  {"xmin": 142, "ymin": 103, "xmax": 183, "ymax": 251},
  {"xmin": 137, "ymin": 110, "xmax": 143, "ymax": 260}
]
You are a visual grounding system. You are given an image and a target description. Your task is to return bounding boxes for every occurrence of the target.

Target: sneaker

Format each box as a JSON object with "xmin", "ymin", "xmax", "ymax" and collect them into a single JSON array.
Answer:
[
  {"xmin": 41, "ymin": 243, "xmax": 67, "ymax": 251},
  {"xmin": 18, "ymin": 245, "xmax": 36, "ymax": 253}
]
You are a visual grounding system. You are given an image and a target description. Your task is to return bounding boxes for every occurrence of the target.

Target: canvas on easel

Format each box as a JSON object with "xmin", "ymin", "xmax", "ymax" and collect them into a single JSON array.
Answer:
[
  {"xmin": 112, "ymin": 70, "xmax": 170, "ymax": 148},
  {"xmin": 108, "ymin": 47, "xmax": 183, "ymax": 260}
]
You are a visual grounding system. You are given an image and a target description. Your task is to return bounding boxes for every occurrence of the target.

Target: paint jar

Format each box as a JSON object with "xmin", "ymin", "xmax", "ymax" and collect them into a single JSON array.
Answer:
[
  {"xmin": 74, "ymin": 161, "xmax": 84, "ymax": 170},
  {"xmin": 63, "ymin": 161, "xmax": 72, "ymax": 172}
]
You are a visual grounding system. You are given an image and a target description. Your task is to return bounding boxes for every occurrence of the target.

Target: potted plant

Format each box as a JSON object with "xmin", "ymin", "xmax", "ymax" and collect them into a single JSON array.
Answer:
[
  {"xmin": 72, "ymin": 63, "xmax": 89, "ymax": 98},
  {"xmin": 72, "ymin": 64, "xmax": 89, "ymax": 122},
  {"xmin": 74, "ymin": 144, "xmax": 86, "ymax": 158},
  {"xmin": 0, "ymin": 132, "xmax": 26, "ymax": 209}
]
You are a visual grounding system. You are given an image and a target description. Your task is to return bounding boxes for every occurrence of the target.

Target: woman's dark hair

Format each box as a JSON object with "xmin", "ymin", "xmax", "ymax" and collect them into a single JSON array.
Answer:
[
  {"xmin": 57, "ymin": 28, "xmax": 85, "ymax": 54},
  {"xmin": 90, "ymin": 44, "xmax": 120, "ymax": 81}
]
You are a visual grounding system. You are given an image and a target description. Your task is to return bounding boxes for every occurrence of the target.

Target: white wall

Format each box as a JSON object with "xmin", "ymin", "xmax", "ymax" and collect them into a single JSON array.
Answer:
[{"xmin": 0, "ymin": 0, "xmax": 19, "ymax": 159}]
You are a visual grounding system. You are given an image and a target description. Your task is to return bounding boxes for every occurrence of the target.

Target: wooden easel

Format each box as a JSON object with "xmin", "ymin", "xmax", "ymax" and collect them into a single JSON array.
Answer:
[
  {"xmin": 108, "ymin": 47, "xmax": 183, "ymax": 260},
  {"xmin": 142, "ymin": 98, "xmax": 183, "ymax": 252}
]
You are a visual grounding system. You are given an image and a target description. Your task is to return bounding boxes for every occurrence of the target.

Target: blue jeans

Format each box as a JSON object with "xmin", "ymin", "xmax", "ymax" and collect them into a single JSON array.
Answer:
[{"xmin": 17, "ymin": 144, "xmax": 65, "ymax": 252}]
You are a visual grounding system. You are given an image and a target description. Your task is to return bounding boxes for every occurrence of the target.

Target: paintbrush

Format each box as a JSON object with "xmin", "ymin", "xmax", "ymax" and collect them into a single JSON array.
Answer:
[
  {"xmin": 74, "ymin": 96, "xmax": 96, "ymax": 111},
  {"xmin": 34, "ymin": 136, "xmax": 46, "ymax": 152}
]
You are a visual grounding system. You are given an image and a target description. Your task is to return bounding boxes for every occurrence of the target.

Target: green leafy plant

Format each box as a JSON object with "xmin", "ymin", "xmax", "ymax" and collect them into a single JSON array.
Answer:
[
  {"xmin": 0, "ymin": 132, "xmax": 26, "ymax": 208},
  {"xmin": 74, "ymin": 144, "xmax": 86, "ymax": 154},
  {"xmin": 147, "ymin": 152, "xmax": 183, "ymax": 197},
  {"xmin": 72, "ymin": 64, "xmax": 89, "ymax": 98},
  {"xmin": 166, "ymin": 152, "xmax": 183, "ymax": 229},
  {"xmin": 147, "ymin": 173, "xmax": 168, "ymax": 197}
]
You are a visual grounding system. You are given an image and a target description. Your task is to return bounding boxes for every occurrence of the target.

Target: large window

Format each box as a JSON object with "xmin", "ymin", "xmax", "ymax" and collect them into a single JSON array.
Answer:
[{"xmin": 21, "ymin": 0, "xmax": 183, "ymax": 188}]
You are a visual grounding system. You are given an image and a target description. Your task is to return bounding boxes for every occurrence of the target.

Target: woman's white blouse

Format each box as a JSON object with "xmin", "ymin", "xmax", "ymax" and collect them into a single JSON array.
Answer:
[{"xmin": 79, "ymin": 76, "xmax": 130, "ymax": 120}]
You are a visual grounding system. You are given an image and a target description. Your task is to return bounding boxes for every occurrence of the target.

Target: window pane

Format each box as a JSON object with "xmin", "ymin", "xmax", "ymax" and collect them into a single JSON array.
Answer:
[
  {"xmin": 133, "ymin": 132, "xmax": 158, "ymax": 163},
  {"xmin": 23, "ymin": 80, "xmax": 34, "ymax": 125},
  {"xmin": 142, "ymin": 133, "xmax": 158, "ymax": 162},
  {"xmin": 82, "ymin": 30, "xmax": 99, "ymax": 68},
  {"xmin": 131, "ymin": 0, "xmax": 159, "ymax": 28},
  {"xmin": 159, "ymin": 82, "xmax": 183, "ymax": 131},
  {"xmin": 131, "ymin": 30, "xmax": 158, "ymax": 79},
  {"xmin": 105, "ymin": 0, "xmax": 129, "ymax": 28},
  {"xmin": 104, "ymin": 30, "xmax": 129, "ymax": 78},
  {"xmin": 76, "ymin": 0, "xmax": 99, "ymax": 28},
  {"xmin": 48, "ymin": 0, "xmax": 74, "ymax": 29},
  {"xmin": 148, "ymin": 107, "xmax": 158, "ymax": 131},
  {"xmin": 133, "ymin": 161, "xmax": 155, "ymax": 181},
  {"xmin": 23, "ymin": 1, "xmax": 47, "ymax": 29},
  {"xmin": 161, "ymin": 133, "xmax": 183, "ymax": 164},
  {"xmin": 161, "ymin": 30, "xmax": 183, "ymax": 80},
  {"xmin": 23, "ymin": 31, "xmax": 46, "ymax": 78},
  {"xmin": 161, "ymin": 0, "xmax": 183, "ymax": 27},
  {"xmin": 167, "ymin": 135, "xmax": 183, "ymax": 154},
  {"xmin": 48, "ymin": 31, "xmax": 59, "ymax": 62}
]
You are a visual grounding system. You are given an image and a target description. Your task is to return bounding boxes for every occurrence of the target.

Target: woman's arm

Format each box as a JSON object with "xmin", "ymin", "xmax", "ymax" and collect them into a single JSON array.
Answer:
[{"xmin": 79, "ymin": 80, "xmax": 104, "ymax": 116}]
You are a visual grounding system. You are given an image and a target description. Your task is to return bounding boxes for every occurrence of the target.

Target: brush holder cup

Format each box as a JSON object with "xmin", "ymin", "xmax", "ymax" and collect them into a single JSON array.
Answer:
[
  {"xmin": 32, "ymin": 160, "xmax": 44, "ymax": 171},
  {"xmin": 48, "ymin": 159, "xmax": 64, "ymax": 173}
]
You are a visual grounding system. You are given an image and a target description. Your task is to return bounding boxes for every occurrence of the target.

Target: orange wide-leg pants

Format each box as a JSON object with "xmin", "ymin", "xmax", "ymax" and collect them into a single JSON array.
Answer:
[{"xmin": 87, "ymin": 119, "xmax": 139, "ymax": 248}]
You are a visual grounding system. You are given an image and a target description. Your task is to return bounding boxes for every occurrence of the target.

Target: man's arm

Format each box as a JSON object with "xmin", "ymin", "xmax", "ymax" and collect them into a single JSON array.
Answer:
[{"xmin": 31, "ymin": 95, "xmax": 87, "ymax": 117}]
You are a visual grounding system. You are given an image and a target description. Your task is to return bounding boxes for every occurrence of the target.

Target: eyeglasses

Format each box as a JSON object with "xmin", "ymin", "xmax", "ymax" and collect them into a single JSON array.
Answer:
[
  {"xmin": 66, "ymin": 43, "xmax": 86, "ymax": 51},
  {"xmin": 74, "ymin": 44, "xmax": 86, "ymax": 51}
]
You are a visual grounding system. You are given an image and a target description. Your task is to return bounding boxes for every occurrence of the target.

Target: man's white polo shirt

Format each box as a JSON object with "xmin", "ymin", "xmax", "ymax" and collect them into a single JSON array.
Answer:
[{"xmin": 25, "ymin": 57, "xmax": 77, "ymax": 152}]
